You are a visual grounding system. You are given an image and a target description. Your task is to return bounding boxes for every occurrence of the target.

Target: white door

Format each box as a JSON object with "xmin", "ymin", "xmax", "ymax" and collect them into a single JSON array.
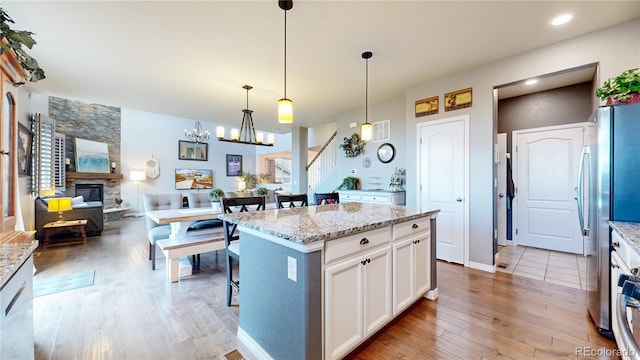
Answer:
[
  {"xmin": 497, "ymin": 133, "xmax": 507, "ymax": 245},
  {"xmin": 514, "ymin": 126, "xmax": 584, "ymax": 253},
  {"xmin": 419, "ymin": 119, "xmax": 465, "ymax": 264}
]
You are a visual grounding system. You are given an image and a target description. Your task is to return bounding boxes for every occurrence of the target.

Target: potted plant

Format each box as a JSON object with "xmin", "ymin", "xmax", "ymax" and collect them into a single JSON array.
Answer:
[
  {"xmin": 337, "ymin": 176, "xmax": 359, "ymax": 190},
  {"xmin": 595, "ymin": 68, "xmax": 640, "ymax": 105},
  {"xmin": 209, "ymin": 188, "xmax": 224, "ymax": 211},
  {"xmin": 239, "ymin": 171, "xmax": 258, "ymax": 189},
  {"xmin": 259, "ymin": 172, "xmax": 272, "ymax": 184},
  {"xmin": 0, "ymin": 7, "xmax": 46, "ymax": 85}
]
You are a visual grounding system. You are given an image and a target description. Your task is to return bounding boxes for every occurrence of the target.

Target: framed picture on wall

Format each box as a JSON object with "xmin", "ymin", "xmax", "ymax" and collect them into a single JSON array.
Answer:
[
  {"xmin": 226, "ymin": 154, "xmax": 242, "ymax": 176},
  {"xmin": 75, "ymin": 137, "xmax": 110, "ymax": 173},
  {"xmin": 178, "ymin": 140, "xmax": 208, "ymax": 161},
  {"xmin": 17, "ymin": 122, "xmax": 33, "ymax": 176}
]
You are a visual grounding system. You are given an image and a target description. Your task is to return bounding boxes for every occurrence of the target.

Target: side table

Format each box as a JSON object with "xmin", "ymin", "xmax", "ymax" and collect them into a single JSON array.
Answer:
[{"xmin": 42, "ymin": 219, "xmax": 88, "ymax": 249}]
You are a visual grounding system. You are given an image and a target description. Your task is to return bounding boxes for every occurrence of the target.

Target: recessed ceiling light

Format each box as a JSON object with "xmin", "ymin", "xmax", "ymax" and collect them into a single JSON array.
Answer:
[
  {"xmin": 551, "ymin": 14, "xmax": 573, "ymax": 26},
  {"xmin": 525, "ymin": 79, "xmax": 538, "ymax": 86}
]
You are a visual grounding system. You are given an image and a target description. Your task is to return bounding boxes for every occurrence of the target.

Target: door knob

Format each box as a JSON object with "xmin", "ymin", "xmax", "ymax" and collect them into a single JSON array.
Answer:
[{"xmin": 456, "ymin": 197, "xmax": 463, "ymax": 202}]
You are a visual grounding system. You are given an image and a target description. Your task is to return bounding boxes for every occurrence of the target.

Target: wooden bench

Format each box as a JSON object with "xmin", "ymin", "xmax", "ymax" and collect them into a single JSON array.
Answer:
[{"xmin": 156, "ymin": 228, "xmax": 225, "ymax": 283}]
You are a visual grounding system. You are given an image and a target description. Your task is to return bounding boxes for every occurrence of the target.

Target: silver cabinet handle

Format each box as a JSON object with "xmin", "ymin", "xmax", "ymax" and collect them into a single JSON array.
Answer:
[
  {"xmin": 456, "ymin": 197, "xmax": 463, "ymax": 202},
  {"xmin": 360, "ymin": 238, "xmax": 369, "ymax": 245},
  {"xmin": 412, "ymin": 224, "xmax": 419, "ymax": 229},
  {"xmin": 613, "ymin": 241, "xmax": 620, "ymax": 248}
]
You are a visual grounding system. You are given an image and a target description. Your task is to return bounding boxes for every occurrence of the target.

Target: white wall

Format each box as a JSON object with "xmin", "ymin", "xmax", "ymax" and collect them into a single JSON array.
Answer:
[
  {"xmin": 308, "ymin": 122, "xmax": 337, "ymax": 148},
  {"xmin": 403, "ymin": 19, "xmax": 640, "ymax": 267},
  {"xmin": 120, "ymin": 109, "xmax": 267, "ymax": 212}
]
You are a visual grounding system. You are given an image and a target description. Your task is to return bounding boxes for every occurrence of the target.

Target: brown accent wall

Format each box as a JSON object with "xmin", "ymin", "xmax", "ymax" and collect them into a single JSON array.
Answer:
[{"xmin": 498, "ymin": 82, "xmax": 593, "ymax": 150}]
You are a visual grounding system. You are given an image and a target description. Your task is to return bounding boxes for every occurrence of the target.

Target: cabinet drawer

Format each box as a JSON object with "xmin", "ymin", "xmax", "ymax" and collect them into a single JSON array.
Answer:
[
  {"xmin": 361, "ymin": 195, "xmax": 390, "ymax": 204},
  {"xmin": 341, "ymin": 193, "xmax": 361, "ymax": 201},
  {"xmin": 613, "ymin": 230, "xmax": 640, "ymax": 271},
  {"xmin": 325, "ymin": 227, "xmax": 391, "ymax": 264},
  {"xmin": 393, "ymin": 217, "xmax": 429, "ymax": 240}
]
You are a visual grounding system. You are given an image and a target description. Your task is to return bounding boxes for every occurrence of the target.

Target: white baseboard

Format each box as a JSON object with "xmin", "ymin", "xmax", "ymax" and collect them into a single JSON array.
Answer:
[
  {"xmin": 237, "ymin": 327, "xmax": 273, "ymax": 360},
  {"xmin": 425, "ymin": 288, "xmax": 438, "ymax": 300},
  {"xmin": 468, "ymin": 261, "xmax": 496, "ymax": 273}
]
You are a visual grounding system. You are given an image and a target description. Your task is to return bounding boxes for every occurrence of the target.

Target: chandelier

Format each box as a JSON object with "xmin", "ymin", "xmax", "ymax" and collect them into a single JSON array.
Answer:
[
  {"xmin": 184, "ymin": 121, "xmax": 210, "ymax": 143},
  {"xmin": 217, "ymin": 85, "xmax": 274, "ymax": 147}
]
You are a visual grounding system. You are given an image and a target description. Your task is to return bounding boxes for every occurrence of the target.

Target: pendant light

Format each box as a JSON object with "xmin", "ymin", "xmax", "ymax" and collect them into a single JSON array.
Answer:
[
  {"xmin": 278, "ymin": 0, "xmax": 293, "ymax": 124},
  {"xmin": 361, "ymin": 51, "xmax": 373, "ymax": 141}
]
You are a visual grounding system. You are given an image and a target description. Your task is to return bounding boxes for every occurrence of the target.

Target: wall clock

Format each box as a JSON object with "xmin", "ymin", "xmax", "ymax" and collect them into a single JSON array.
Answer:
[{"xmin": 377, "ymin": 143, "xmax": 396, "ymax": 163}]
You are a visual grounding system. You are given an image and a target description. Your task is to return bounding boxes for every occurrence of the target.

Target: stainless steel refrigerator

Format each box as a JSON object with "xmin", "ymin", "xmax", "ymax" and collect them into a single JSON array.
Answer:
[{"xmin": 578, "ymin": 102, "xmax": 640, "ymax": 337}]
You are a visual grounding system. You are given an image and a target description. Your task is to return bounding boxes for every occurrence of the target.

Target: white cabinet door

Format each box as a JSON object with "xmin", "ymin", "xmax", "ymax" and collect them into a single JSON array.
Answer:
[
  {"xmin": 325, "ymin": 255, "xmax": 363, "ymax": 360},
  {"xmin": 414, "ymin": 233, "xmax": 431, "ymax": 296},
  {"xmin": 325, "ymin": 246, "xmax": 392, "ymax": 360},
  {"xmin": 392, "ymin": 238, "xmax": 414, "ymax": 314},
  {"xmin": 393, "ymin": 231, "xmax": 431, "ymax": 315},
  {"xmin": 363, "ymin": 246, "xmax": 392, "ymax": 335}
]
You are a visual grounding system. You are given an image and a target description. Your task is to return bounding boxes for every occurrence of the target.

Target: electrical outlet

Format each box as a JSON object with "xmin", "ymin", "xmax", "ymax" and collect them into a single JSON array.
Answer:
[
  {"xmin": 288, "ymin": 256, "xmax": 297, "ymax": 282},
  {"xmin": 351, "ymin": 169, "xmax": 357, "ymax": 175}
]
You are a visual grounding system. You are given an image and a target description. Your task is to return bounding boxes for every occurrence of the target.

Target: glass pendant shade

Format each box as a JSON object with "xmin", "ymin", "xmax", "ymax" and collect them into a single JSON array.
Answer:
[
  {"xmin": 361, "ymin": 122, "xmax": 373, "ymax": 141},
  {"xmin": 278, "ymin": 98, "xmax": 293, "ymax": 124},
  {"xmin": 216, "ymin": 126, "xmax": 225, "ymax": 139},
  {"xmin": 268, "ymin": 134, "xmax": 275, "ymax": 145}
]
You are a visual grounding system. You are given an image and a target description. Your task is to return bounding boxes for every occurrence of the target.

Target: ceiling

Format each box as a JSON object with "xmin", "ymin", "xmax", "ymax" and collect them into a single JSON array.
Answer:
[{"xmin": 4, "ymin": 1, "xmax": 639, "ymax": 134}]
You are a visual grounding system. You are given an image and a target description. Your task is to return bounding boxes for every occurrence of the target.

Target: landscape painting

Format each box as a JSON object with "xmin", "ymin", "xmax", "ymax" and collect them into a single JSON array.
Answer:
[
  {"xmin": 75, "ymin": 138, "xmax": 110, "ymax": 173},
  {"xmin": 175, "ymin": 169, "xmax": 214, "ymax": 190}
]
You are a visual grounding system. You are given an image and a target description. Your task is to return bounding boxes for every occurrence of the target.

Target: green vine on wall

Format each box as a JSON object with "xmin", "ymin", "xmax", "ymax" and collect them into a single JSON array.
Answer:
[{"xmin": 339, "ymin": 133, "xmax": 365, "ymax": 158}]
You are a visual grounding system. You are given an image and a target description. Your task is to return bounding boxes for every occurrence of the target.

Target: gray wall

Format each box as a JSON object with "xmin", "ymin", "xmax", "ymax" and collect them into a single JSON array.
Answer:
[
  {"xmin": 404, "ymin": 20, "xmax": 640, "ymax": 267},
  {"xmin": 239, "ymin": 232, "xmax": 322, "ymax": 360},
  {"xmin": 498, "ymin": 82, "xmax": 594, "ymax": 150},
  {"xmin": 335, "ymin": 97, "xmax": 406, "ymax": 191}
]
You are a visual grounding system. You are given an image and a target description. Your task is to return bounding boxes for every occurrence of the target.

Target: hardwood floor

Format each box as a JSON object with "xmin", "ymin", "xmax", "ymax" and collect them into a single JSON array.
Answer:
[{"xmin": 32, "ymin": 217, "xmax": 619, "ymax": 359}]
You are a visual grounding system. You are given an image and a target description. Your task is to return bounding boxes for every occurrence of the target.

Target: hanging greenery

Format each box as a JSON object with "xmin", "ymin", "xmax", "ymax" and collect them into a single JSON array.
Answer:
[
  {"xmin": 0, "ymin": 7, "xmax": 46, "ymax": 85},
  {"xmin": 339, "ymin": 133, "xmax": 365, "ymax": 158}
]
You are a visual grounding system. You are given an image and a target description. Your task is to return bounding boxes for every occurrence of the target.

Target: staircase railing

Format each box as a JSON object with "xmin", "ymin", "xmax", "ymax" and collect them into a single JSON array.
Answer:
[{"xmin": 306, "ymin": 131, "xmax": 337, "ymax": 192}]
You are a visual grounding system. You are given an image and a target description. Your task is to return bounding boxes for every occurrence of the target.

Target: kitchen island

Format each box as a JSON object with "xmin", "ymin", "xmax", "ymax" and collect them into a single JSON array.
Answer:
[
  {"xmin": 219, "ymin": 203, "xmax": 439, "ymax": 360},
  {"xmin": 0, "ymin": 232, "xmax": 38, "ymax": 360}
]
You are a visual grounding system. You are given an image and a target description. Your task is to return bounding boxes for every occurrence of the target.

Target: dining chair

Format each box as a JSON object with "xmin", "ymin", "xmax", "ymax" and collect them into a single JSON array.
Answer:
[
  {"xmin": 221, "ymin": 196, "xmax": 266, "ymax": 306},
  {"xmin": 276, "ymin": 193, "xmax": 308, "ymax": 208},
  {"xmin": 314, "ymin": 192, "xmax": 340, "ymax": 205},
  {"xmin": 143, "ymin": 193, "xmax": 182, "ymax": 270}
]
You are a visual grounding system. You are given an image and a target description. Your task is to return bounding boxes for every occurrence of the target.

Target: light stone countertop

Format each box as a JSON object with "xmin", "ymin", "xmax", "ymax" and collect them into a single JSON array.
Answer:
[
  {"xmin": 218, "ymin": 202, "xmax": 439, "ymax": 244},
  {"xmin": 0, "ymin": 240, "xmax": 38, "ymax": 289},
  {"xmin": 610, "ymin": 221, "xmax": 640, "ymax": 256}
]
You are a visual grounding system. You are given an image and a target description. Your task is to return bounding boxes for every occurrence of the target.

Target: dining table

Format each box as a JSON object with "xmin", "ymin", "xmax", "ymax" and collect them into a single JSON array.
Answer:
[{"xmin": 146, "ymin": 207, "xmax": 221, "ymax": 238}]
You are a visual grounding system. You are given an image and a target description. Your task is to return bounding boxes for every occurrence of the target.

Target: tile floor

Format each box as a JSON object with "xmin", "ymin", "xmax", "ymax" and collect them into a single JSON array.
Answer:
[{"xmin": 496, "ymin": 245, "xmax": 587, "ymax": 290}]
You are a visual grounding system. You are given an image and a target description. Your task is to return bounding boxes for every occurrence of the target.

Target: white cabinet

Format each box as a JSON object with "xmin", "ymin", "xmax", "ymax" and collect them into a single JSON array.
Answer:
[
  {"xmin": 392, "ymin": 218, "xmax": 430, "ymax": 315},
  {"xmin": 610, "ymin": 227, "xmax": 637, "ymax": 356},
  {"xmin": 0, "ymin": 255, "xmax": 34, "ymax": 360},
  {"xmin": 338, "ymin": 190, "xmax": 406, "ymax": 205},
  {"xmin": 324, "ymin": 230, "xmax": 392, "ymax": 360}
]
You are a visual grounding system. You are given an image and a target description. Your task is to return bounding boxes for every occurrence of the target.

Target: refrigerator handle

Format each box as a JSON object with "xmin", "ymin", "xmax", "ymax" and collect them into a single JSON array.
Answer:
[{"xmin": 576, "ymin": 146, "xmax": 591, "ymax": 236}]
